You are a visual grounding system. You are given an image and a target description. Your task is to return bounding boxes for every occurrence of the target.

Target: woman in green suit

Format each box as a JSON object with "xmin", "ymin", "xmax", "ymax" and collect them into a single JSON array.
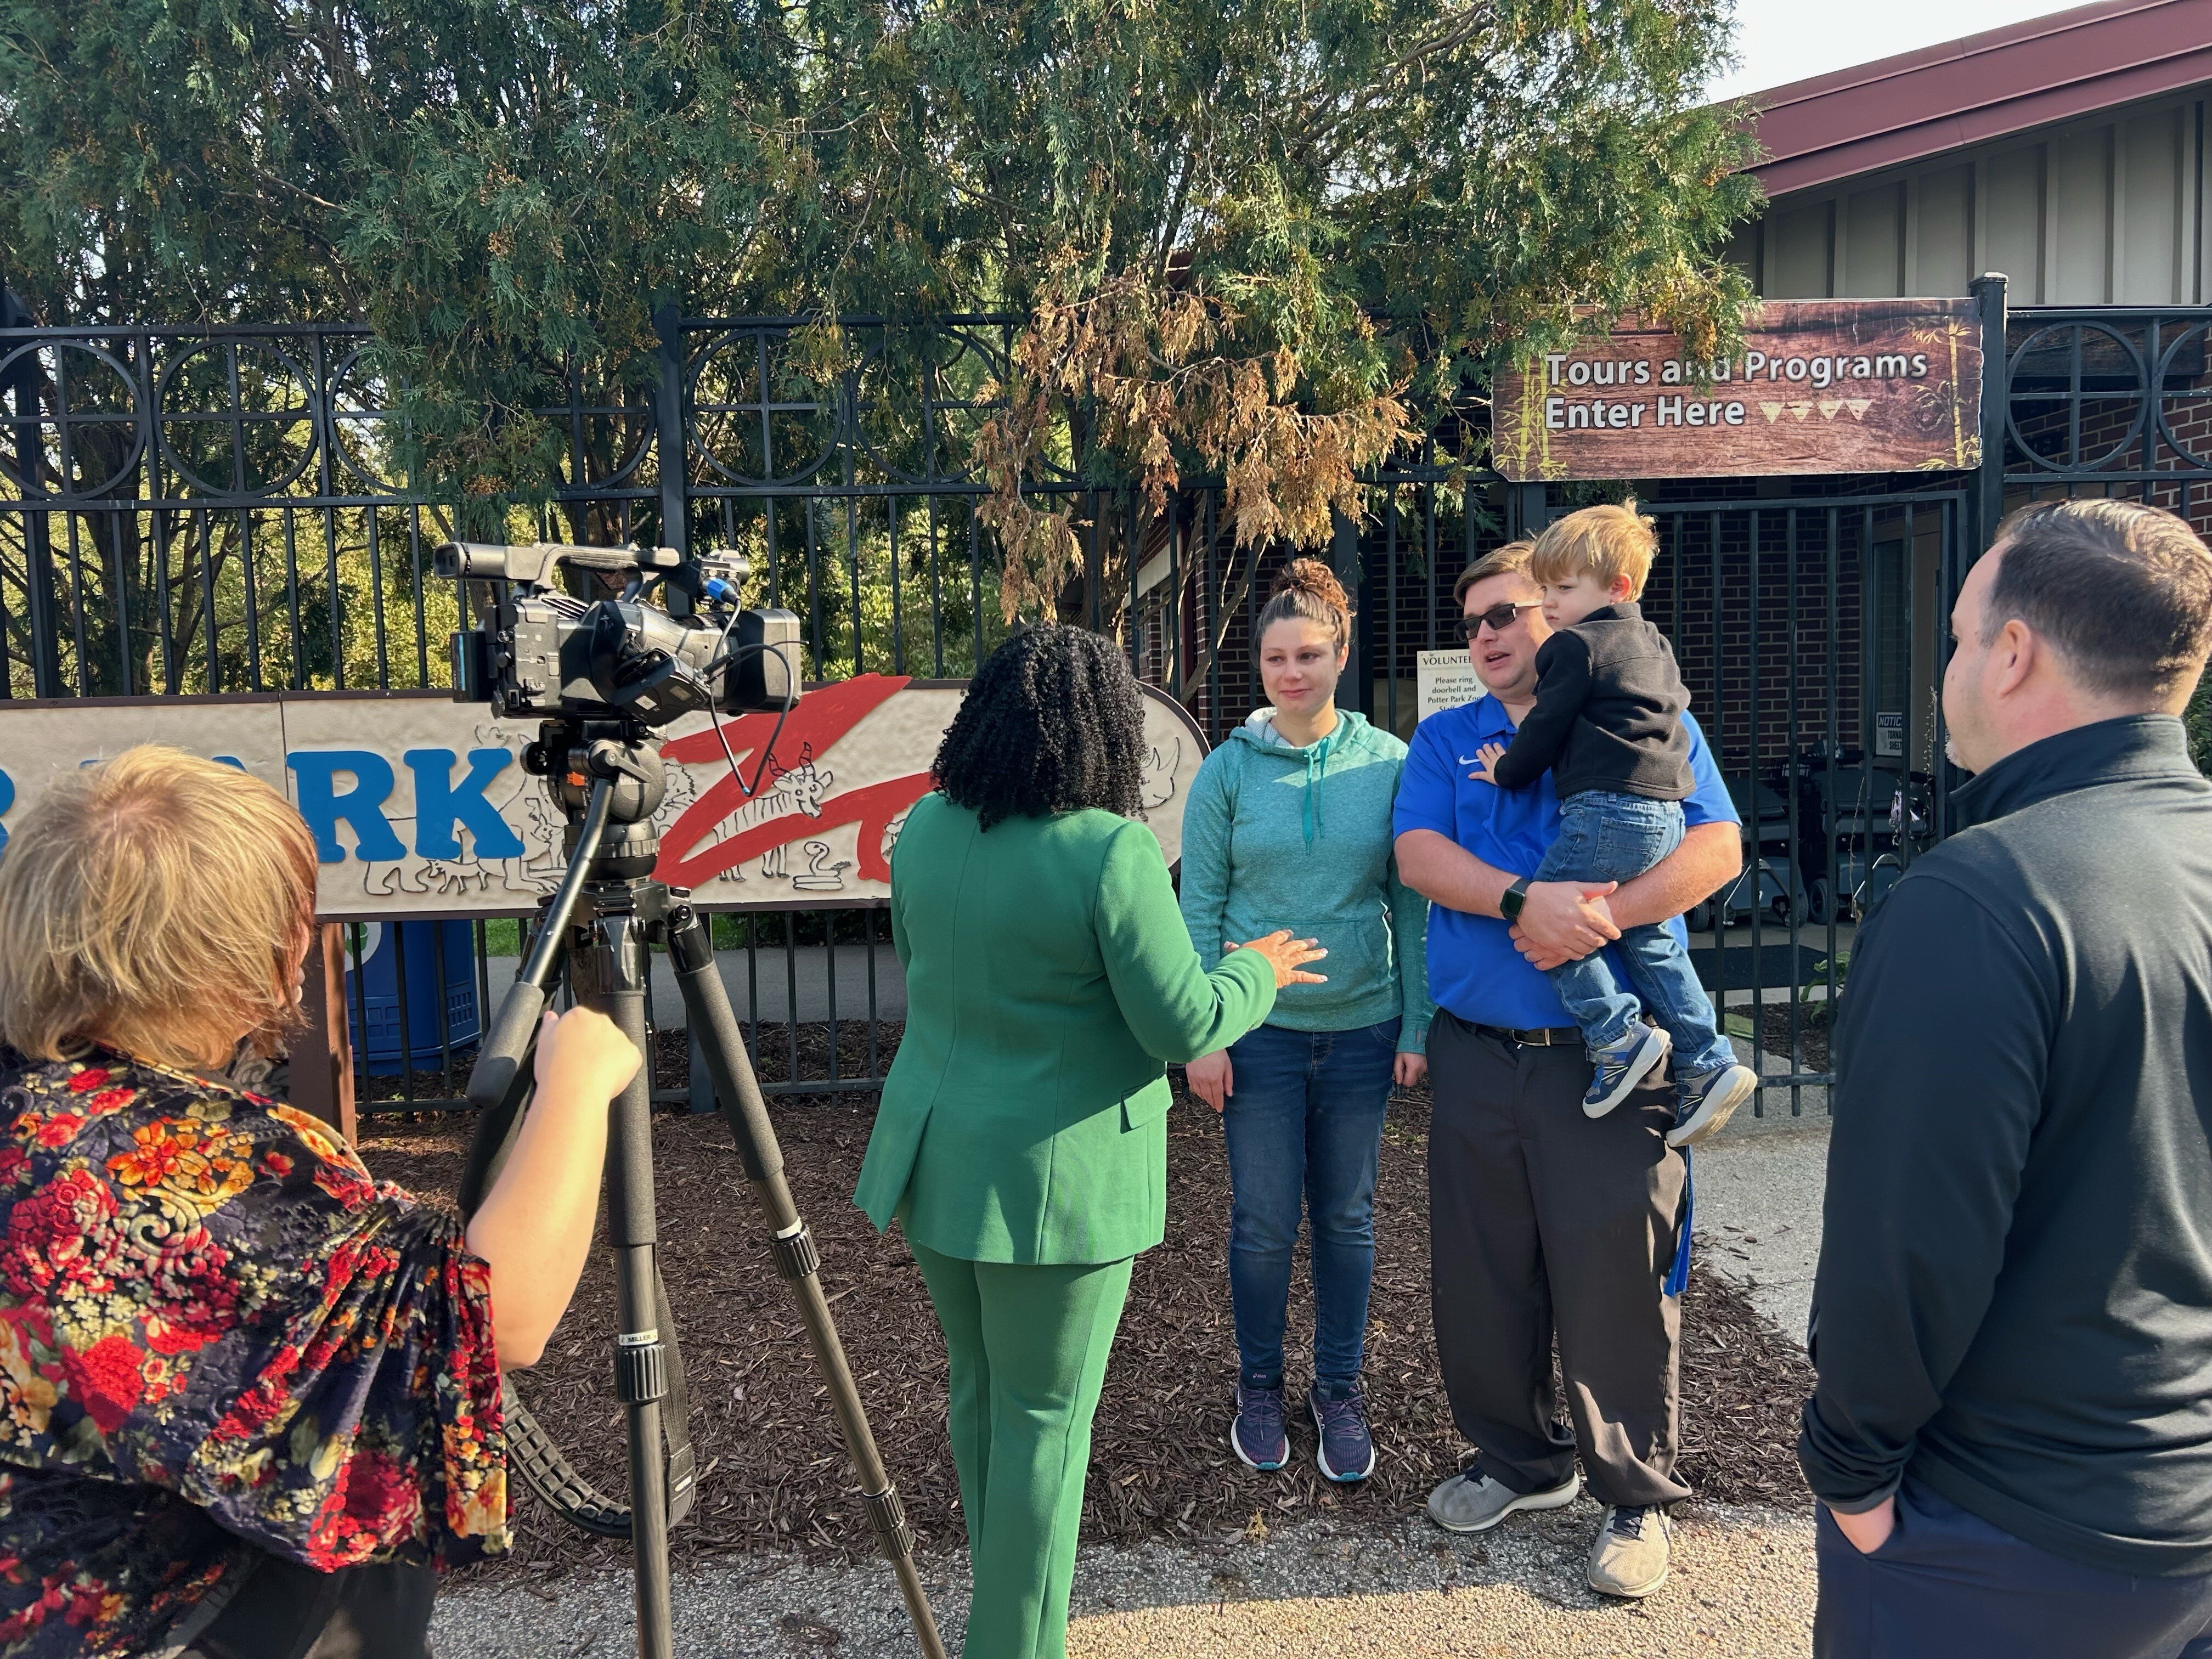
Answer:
[{"xmin": 856, "ymin": 627, "xmax": 1323, "ymax": 1659}]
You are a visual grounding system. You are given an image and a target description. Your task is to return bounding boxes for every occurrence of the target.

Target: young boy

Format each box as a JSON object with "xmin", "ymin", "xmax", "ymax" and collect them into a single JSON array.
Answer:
[{"xmin": 1474, "ymin": 503, "xmax": 1756, "ymax": 1148}]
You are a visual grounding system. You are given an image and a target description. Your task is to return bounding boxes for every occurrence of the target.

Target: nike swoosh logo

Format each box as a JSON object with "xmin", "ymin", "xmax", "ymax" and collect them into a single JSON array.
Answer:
[{"xmin": 1457, "ymin": 756, "xmax": 1482, "ymax": 765}]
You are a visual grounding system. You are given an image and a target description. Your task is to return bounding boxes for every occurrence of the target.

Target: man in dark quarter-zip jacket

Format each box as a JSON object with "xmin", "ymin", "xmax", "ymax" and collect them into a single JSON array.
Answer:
[{"xmin": 1800, "ymin": 498, "xmax": 2212, "ymax": 1658}]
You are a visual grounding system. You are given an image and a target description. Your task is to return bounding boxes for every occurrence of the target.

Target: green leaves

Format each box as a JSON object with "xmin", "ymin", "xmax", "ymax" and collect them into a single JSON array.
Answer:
[{"xmin": 4, "ymin": 0, "xmax": 1758, "ymax": 576}]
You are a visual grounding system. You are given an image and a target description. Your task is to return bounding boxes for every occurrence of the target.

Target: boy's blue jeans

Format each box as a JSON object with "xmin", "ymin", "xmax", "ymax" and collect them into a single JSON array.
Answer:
[
  {"xmin": 1536, "ymin": 791, "xmax": 1735, "ymax": 1077},
  {"xmin": 1218, "ymin": 1018, "xmax": 1400, "ymax": 1395}
]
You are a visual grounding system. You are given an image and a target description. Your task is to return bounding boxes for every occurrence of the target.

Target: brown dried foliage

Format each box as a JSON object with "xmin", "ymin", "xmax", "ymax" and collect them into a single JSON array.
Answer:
[{"xmin": 973, "ymin": 261, "xmax": 1412, "ymax": 623}]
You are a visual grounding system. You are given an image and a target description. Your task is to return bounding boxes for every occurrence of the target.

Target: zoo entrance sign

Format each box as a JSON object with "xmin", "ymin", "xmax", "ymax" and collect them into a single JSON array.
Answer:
[
  {"xmin": 0, "ymin": 676, "xmax": 1205, "ymax": 920},
  {"xmin": 1492, "ymin": 298, "xmax": 1983, "ymax": 481}
]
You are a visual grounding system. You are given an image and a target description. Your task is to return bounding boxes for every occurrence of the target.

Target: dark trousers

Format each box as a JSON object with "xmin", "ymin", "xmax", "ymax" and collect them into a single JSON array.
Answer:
[
  {"xmin": 184, "ymin": 1558, "xmax": 434, "ymax": 1659},
  {"xmin": 1427, "ymin": 1009, "xmax": 1689, "ymax": 1508},
  {"xmin": 1816, "ymin": 1479, "xmax": 2212, "ymax": 1659}
]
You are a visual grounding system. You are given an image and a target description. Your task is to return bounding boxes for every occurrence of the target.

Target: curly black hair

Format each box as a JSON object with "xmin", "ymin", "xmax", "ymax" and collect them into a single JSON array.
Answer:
[{"xmin": 932, "ymin": 625, "xmax": 1147, "ymax": 830}]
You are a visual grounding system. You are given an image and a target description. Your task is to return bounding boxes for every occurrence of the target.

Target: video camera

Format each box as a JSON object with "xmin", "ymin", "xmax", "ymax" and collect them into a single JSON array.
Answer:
[{"xmin": 434, "ymin": 539, "xmax": 802, "ymax": 725}]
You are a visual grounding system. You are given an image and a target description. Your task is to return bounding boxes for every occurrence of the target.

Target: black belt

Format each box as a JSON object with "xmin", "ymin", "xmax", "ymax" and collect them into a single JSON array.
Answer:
[{"xmin": 1471, "ymin": 1022, "xmax": 1584, "ymax": 1047}]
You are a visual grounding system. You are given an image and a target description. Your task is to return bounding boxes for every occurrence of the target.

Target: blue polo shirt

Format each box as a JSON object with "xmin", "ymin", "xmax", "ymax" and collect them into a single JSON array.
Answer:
[{"xmin": 1393, "ymin": 694, "xmax": 1739, "ymax": 1030}]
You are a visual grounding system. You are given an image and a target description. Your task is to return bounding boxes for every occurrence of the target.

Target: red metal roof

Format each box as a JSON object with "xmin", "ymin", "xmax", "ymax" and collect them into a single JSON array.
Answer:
[{"xmin": 1737, "ymin": 0, "xmax": 2212, "ymax": 198}]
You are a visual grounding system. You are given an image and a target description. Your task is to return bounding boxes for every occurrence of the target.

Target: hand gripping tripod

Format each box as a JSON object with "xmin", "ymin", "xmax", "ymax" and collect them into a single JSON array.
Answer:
[{"xmin": 455, "ymin": 718, "xmax": 945, "ymax": 1659}]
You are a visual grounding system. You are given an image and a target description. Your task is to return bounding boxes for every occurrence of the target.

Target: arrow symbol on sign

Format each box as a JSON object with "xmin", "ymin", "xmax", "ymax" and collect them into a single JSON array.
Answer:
[
  {"xmin": 1844, "ymin": 399, "xmax": 1872, "ymax": 420},
  {"xmin": 1762, "ymin": 403, "xmax": 1784, "ymax": 423},
  {"xmin": 1819, "ymin": 399, "xmax": 1842, "ymax": 420}
]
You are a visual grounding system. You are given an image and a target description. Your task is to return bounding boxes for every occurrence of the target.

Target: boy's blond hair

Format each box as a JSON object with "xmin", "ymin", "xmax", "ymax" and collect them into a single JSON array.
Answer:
[
  {"xmin": 0, "ymin": 746, "xmax": 319, "ymax": 1068},
  {"xmin": 1530, "ymin": 502, "xmax": 1658, "ymax": 600}
]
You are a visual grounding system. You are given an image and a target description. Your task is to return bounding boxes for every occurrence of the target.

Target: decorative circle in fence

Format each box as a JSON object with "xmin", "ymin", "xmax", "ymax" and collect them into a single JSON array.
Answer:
[
  {"xmin": 846, "ymin": 326, "xmax": 1009, "ymax": 485},
  {"xmin": 2153, "ymin": 321, "xmax": 2212, "ymax": 472},
  {"xmin": 154, "ymin": 339, "xmax": 319, "ymax": 498},
  {"xmin": 2005, "ymin": 320, "xmax": 2151, "ymax": 473},
  {"xmin": 326, "ymin": 347, "xmax": 413, "ymax": 495},
  {"xmin": 0, "ymin": 341, "xmax": 145, "ymax": 499},
  {"xmin": 686, "ymin": 325, "xmax": 842, "ymax": 488},
  {"xmin": 529, "ymin": 354, "xmax": 657, "ymax": 493}
]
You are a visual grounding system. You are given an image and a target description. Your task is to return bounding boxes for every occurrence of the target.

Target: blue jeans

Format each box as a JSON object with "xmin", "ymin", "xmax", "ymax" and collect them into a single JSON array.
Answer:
[
  {"xmin": 1537, "ymin": 791, "xmax": 1735, "ymax": 1076},
  {"xmin": 1219, "ymin": 1018, "xmax": 1400, "ymax": 1394}
]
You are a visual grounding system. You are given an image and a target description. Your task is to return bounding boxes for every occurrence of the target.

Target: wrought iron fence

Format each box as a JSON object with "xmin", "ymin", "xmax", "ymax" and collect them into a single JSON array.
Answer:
[
  {"xmin": 7, "ymin": 286, "xmax": 2207, "ymax": 1117},
  {"xmin": 0, "ymin": 308, "xmax": 1491, "ymax": 1110},
  {"xmin": 2002, "ymin": 305, "xmax": 2212, "ymax": 506}
]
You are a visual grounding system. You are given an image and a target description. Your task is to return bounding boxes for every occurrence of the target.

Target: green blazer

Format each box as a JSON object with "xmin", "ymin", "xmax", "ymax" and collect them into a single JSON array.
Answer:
[{"xmin": 854, "ymin": 793, "xmax": 1278, "ymax": 1264}]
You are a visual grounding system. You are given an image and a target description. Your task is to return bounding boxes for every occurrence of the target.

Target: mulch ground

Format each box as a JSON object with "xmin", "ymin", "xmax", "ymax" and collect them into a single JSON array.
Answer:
[
  {"xmin": 1748, "ymin": 1003, "xmax": 1833, "ymax": 1074},
  {"xmin": 360, "ymin": 1065, "xmax": 1814, "ymax": 1585}
]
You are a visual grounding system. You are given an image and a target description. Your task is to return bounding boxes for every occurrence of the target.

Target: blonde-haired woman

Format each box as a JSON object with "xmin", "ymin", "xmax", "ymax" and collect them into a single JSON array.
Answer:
[
  {"xmin": 0, "ymin": 746, "xmax": 636, "ymax": 1659},
  {"xmin": 1179, "ymin": 560, "xmax": 1431, "ymax": 1483}
]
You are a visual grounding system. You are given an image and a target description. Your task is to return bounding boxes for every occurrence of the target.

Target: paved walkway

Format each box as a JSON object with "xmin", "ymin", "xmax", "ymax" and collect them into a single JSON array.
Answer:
[
  {"xmin": 432, "ymin": 1502, "xmax": 1815, "ymax": 1658},
  {"xmin": 1694, "ymin": 1100, "xmax": 1831, "ymax": 1346}
]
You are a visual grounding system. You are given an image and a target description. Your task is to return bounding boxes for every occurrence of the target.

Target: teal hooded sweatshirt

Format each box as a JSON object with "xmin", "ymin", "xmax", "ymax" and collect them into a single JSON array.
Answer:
[{"xmin": 1177, "ymin": 708, "xmax": 1431, "ymax": 1052}]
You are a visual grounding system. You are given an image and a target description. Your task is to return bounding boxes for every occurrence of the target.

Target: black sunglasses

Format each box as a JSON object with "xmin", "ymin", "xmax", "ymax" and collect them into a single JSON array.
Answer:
[{"xmin": 1455, "ymin": 601, "xmax": 1539, "ymax": 641}]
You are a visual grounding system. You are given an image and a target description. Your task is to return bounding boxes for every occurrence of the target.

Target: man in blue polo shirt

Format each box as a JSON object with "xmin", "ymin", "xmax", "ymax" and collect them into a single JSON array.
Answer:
[{"xmin": 1393, "ymin": 540, "xmax": 1742, "ymax": 1600}]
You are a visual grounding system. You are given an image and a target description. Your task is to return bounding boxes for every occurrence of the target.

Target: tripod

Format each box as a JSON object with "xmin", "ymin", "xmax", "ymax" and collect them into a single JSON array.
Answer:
[{"xmin": 456, "ymin": 718, "xmax": 946, "ymax": 1659}]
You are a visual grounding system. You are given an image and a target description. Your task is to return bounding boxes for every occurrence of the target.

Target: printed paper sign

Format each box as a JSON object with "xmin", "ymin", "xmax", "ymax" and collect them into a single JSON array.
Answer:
[
  {"xmin": 0, "ymin": 678, "xmax": 1206, "ymax": 919},
  {"xmin": 1416, "ymin": 649, "xmax": 1487, "ymax": 723}
]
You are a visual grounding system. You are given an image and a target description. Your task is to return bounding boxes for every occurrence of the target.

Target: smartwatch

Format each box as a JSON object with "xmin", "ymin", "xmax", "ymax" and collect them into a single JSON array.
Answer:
[{"xmin": 1499, "ymin": 877, "xmax": 1531, "ymax": 923}]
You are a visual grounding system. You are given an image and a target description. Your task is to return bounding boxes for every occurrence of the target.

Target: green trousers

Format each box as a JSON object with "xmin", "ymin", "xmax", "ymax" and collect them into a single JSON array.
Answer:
[{"xmin": 909, "ymin": 1242, "xmax": 1134, "ymax": 1659}]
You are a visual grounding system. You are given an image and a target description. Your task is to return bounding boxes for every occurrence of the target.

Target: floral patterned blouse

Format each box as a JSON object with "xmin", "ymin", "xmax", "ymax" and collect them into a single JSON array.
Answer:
[{"xmin": 0, "ymin": 1046, "xmax": 507, "ymax": 1657}]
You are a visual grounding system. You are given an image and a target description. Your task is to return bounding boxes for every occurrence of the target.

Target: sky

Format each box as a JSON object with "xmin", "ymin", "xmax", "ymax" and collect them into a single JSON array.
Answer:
[{"xmin": 1707, "ymin": 0, "xmax": 2087, "ymax": 103}]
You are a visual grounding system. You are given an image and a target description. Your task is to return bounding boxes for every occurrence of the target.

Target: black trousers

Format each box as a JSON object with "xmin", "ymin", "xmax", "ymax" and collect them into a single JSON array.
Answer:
[
  {"xmin": 1816, "ymin": 1479, "xmax": 2212, "ymax": 1659},
  {"xmin": 1426, "ymin": 1010, "xmax": 1690, "ymax": 1508}
]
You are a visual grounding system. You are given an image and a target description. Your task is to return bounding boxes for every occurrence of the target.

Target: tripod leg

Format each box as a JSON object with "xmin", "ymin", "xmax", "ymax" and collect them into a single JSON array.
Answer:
[
  {"xmin": 574, "ymin": 910, "xmax": 678, "ymax": 1659},
  {"xmin": 664, "ymin": 903, "xmax": 948, "ymax": 1659}
]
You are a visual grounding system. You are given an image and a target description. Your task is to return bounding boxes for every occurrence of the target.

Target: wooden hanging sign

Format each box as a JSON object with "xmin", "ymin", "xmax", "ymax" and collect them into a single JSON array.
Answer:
[{"xmin": 1492, "ymin": 298, "xmax": 1982, "ymax": 481}]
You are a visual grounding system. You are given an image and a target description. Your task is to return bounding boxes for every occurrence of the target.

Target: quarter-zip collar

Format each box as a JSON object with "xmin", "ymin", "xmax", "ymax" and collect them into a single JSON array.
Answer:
[{"xmin": 1951, "ymin": 714, "xmax": 2198, "ymax": 831}]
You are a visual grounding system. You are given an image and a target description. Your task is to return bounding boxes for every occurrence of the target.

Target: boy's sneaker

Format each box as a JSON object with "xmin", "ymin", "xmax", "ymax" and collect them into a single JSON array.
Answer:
[
  {"xmin": 1230, "ymin": 1383, "xmax": 1289, "ymax": 1471},
  {"xmin": 1308, "ymin": 1383, "xmax": 1376, "ymax": 1482},
  {"xmin": 1583, "ymin": 1025, "xmax": 1671, "ymax": 1118},
  {"xmin": 1668, "ymin": 1063, "xmax": 1758, "ymax": 1148}
]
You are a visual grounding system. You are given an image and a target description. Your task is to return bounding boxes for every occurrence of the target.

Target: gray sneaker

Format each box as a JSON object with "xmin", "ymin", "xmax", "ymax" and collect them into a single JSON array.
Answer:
[
  {"xmin": 1587, "ymin": 1504, "xmax": 1673, "ymax": 1598},
  {"xmin": 1669, "ymin": 1063, "xmax": 1757, "ymax": 1148},
  {"xmin": 1425, "ymin": 1469, "xmax": 1581, "ymax": 1533}
]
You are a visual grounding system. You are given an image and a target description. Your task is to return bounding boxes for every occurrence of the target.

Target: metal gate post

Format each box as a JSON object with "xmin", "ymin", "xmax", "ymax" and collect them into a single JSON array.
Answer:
[
  {"xmin": 1329, "ymin": 504, "xmax": 1371, "ymax": 716},
  {"xmin": 2, "ymin": 281, "xmax": 63, "ymax": 697},
  {"xmin": 1970, "ymin": 273, "xmax": 2010, "ymax": 564},
  {"xmin": 1506, "ymin": 482, "xmax": 1548, "ymax": 543},
  {"xmin": 654, "ymin": 298, "xmax": 690, "ymax": 566}
]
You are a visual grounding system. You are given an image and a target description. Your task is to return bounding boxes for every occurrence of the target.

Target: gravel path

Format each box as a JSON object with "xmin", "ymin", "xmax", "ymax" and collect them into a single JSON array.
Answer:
[
  {"xmin": 431, "ymin": 1498, "xmax": 1814, "ymax": 1658},
  {"xmin": 1694, "ymin": 1109, "xmax": 1831, "ymax": 1347}
]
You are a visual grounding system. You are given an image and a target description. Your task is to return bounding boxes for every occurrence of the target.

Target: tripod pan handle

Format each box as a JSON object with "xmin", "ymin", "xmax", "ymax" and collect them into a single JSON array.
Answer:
[{"xmin": 467, "ymin": 981, "xmax": 547, "ymax": 1115}]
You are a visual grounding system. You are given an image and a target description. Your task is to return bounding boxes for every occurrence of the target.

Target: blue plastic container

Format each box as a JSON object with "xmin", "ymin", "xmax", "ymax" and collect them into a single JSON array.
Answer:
[{"xmin": 346, "ymin": 920, "xmax": 482, "ymax": 1076}]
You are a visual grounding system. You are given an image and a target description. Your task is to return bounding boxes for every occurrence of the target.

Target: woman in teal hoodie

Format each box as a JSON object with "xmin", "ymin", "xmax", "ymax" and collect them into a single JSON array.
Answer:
[{"xmin": 1180, "ymin": 559, "xmax": 1431, "ymax": 1483}]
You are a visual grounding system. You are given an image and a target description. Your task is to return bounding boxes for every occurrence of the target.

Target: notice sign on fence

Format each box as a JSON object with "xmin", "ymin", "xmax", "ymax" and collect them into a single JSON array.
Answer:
[
  {"xmin": 0, "ymin": 678, "xmax": 1206, "ymax": 919},
  {"xmin": 1492, "ymin": 298, "xmax": 1982, "ymax": 481},
  {"xmin": 1417, "ymin": 649, "xmax": 1486, "ymax": 723}
]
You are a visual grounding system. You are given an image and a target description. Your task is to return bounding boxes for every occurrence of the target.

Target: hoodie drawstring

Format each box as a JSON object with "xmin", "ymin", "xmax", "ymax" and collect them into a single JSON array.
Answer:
[{"xmin": 1301, "ymin": 733, "xmax": 1332, "ymax": 848}]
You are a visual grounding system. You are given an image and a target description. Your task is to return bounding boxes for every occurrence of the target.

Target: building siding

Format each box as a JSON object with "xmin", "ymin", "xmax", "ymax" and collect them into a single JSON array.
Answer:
[{"xmin": 1737, "ymin": 87, "xmax": 2210, "ymax": 303}]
